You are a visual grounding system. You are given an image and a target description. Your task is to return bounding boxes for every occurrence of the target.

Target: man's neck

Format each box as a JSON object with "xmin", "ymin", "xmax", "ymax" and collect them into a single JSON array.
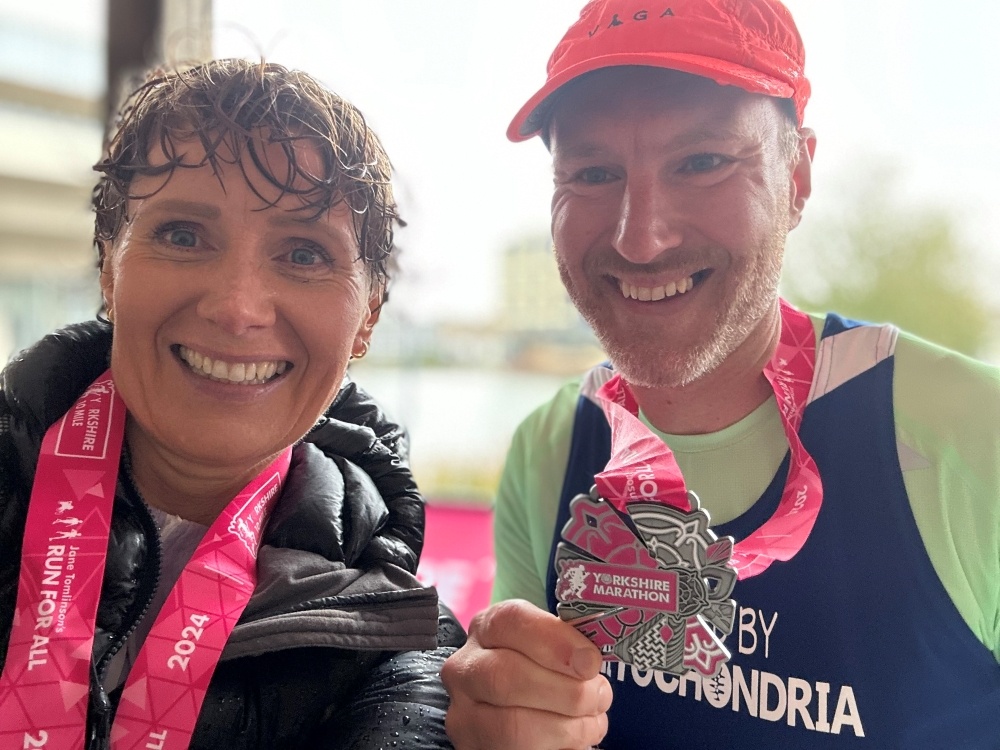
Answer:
[
  {"xmin": 630, "ymin": 309, "xmax": 782, "ymax": 435},
  {"xmin": 631, "ymin": 369, "xmax": 774, "ymax": 436},
  {"xmin": 124, "ymin": 422, "xmax": 272, "ymax": 526}
]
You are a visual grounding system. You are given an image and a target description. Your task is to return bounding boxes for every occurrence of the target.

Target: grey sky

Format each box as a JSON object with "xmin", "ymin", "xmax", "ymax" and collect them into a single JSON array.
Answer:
[
  {"xmin": 214, "ymin": 0, "xmax": 1000, "ymax": 323},
  {"xmin": 5, "ymin": 0, "xmax": 997, "ymax": 322}
]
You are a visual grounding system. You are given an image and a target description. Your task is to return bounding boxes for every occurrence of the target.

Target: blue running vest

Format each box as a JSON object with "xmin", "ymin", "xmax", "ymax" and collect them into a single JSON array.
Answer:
[{"xmin": 547, "ymin": 315, "xmax": 1000, "ymax": 748}]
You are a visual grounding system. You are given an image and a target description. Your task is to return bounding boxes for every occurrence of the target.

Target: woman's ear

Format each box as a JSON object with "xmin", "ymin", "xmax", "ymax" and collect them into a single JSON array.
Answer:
[
  {"xmin": 99, "ymin": 240, "xmax": 115, "ymax": 311},
  {"xmin": 351, "ymin": 285, "xmax": 383, "ymax": 359}
]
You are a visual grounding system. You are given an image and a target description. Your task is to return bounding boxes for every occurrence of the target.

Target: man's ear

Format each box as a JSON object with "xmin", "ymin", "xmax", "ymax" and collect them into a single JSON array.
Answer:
[{"xmin": 789, "ymin": 128, "xmax": 816, "ymax": 230}]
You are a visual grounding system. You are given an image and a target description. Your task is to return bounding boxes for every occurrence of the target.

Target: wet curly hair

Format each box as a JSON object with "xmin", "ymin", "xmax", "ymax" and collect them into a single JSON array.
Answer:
[{"xmin": 92, "ymin": 58, "xmax": 401, "ymax": 292}]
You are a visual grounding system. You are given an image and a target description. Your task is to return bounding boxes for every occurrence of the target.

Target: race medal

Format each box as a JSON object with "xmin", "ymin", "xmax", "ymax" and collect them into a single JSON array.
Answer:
[
  {"xmin": 555, "ymin": 487, "xmax": 736, "ymax": 677},
  {"xmin": 555, "ymin": 300, "xmax": 822, "ymax": 678}
]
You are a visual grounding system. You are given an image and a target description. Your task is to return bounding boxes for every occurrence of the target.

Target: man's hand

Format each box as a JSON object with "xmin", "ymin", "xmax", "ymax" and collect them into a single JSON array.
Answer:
[{"xmin": 442, "ymin": 599, "xmax": 613, "ymax": 750}]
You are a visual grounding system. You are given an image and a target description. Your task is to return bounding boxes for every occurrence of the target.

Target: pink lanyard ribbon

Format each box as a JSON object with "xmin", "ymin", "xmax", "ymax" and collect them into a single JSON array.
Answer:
[
  {"xmin": 0, "ymin": 370, "xmax": 291, "ymax": 750},
  {"xmin": 594, "ymin": 299, "xmax": 822, "ymax": 579}
]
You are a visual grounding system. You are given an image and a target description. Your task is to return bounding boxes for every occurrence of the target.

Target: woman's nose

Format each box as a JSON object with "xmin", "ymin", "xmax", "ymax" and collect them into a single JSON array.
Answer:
[{"xmin": 195, "ymin": 253, "xmax": 277, "ymax": 335}]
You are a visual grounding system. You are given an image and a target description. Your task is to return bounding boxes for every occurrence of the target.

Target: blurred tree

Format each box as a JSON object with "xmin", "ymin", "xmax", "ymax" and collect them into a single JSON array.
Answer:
[{"xmin": 782, "ymin": 164, "xmax": 998, "ymax": 358}]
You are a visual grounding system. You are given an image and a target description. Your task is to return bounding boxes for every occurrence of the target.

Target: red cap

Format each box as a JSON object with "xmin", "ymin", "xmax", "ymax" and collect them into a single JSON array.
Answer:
[{"xmin": 508, "ymin": 0, "xmax": 810, "ymax": 142}]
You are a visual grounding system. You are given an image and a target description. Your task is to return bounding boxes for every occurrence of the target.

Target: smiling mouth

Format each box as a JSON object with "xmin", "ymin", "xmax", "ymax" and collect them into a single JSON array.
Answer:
[
  {"xmin": 616, "ymin": 270, "xmax": 709, "ymax": 301},
  {"xmin": 175, "ymin": 345, "xmax": 290, "ymax": 385}
]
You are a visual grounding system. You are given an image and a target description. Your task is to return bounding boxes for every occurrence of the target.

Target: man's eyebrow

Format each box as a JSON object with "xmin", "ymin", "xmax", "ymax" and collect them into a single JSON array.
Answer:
[
  {"xmin": 664, "ymin": 128, "xmax": 753, "ymax": 150},
  {"xmin": 555, "ymin": 128, "xmax": 756, "ymax": 160},
  {"xmin": 554, "ymin": 142, "xmax": 608, "ymax": 161}
]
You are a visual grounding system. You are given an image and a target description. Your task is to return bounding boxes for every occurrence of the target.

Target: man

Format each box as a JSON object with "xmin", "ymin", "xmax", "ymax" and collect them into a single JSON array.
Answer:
[{"xmin": 441, "ymin": 0, "xmax": 1000, "ymax": 748}]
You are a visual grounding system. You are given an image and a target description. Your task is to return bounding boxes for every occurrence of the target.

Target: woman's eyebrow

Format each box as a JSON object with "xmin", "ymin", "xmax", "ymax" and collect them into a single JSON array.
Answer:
[{"xmin": 142, "ymin": 199, "xmax": 221, "ymax": 219}]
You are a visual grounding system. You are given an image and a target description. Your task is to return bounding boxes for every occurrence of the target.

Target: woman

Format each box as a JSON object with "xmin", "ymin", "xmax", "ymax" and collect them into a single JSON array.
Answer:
[{"xmin": 0, "ymin": 59, "xmax": 462, "ymax": 749}]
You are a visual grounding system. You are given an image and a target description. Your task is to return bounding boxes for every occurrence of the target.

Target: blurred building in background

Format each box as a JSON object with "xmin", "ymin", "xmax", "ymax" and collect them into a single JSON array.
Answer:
[
  {"xmin": 500, "ymin": 233, "xmax": 603, "ymax": 374},
  {"xmin": 0, "ymin": 0, "xmax": 213, "ymax": 361},
  {"xmin": 0, "ymin": 6, "xmax": 105, "ymax": 359},
  {"xmin": 360, "ymin": 232, "xmax": 602, "ymax": 373},
  {"xmin": 351, "ymin": 232, "xmax": 603, "ymax": 507}
]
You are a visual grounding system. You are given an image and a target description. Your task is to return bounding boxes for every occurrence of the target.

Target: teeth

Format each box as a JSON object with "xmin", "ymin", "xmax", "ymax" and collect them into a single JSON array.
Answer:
[
  {"xmin": 618, "ymin": 275, "xmax": 695, "ymax": 302},
  {"xmin": 178, "ymin": 346, "xmax": 289, "ymax": 385}
]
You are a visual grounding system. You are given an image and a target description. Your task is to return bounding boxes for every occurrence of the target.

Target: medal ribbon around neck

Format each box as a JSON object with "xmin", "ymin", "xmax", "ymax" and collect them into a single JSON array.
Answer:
[
  {"xmin": 0, "ymin": 369, "xmax": 292, "ymax": 750},
  {"xmin": 594, "ymin": 299, "xmax": 823, "ymax": 579}
]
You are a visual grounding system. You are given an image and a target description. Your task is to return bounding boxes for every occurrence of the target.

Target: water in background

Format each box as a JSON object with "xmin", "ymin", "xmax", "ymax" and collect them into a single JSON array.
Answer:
[{"xmin": 349, "ymin": 364, "xmax": 570, "ymax": 504}]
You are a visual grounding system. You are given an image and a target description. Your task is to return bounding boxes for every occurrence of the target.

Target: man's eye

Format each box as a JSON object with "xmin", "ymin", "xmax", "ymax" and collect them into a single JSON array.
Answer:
[
  {"xmin": 680, "ymin": 154, "xmax": 728, "ymax": 174},
  {"xmin": 577, "ymin": 167, "xmax": 617, "ymax": 184}
]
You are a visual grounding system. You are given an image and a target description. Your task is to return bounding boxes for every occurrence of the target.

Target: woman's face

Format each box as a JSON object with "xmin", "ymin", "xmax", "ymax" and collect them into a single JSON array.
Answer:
[{"xmin": 100, "ymin": 135, "xmax": 381, "ymax": 472}]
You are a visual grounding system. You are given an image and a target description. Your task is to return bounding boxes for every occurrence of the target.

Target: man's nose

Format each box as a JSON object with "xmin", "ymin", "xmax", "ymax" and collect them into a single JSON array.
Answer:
[
  {"xmin": 611, "ymin": 177, "xmax": 683, "ymax": 264},
  {"xmin": 195, "ymin": 252, "xmax": 277, "ymax": 335}
]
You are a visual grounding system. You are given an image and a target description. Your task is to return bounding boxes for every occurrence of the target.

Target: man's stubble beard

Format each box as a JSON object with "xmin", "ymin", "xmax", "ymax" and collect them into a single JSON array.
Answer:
[{"xmin": 556, "ymin": 227, "xmax": 788, "ymax": 389}]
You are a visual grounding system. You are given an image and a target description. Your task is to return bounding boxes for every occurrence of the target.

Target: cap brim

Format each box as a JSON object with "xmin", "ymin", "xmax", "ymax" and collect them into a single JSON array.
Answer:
[{"xmin": 507, "ymin": 51, "xmax": 795, "ymax": 142}]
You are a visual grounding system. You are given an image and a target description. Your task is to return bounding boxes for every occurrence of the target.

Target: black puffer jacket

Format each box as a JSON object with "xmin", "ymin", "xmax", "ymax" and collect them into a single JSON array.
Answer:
[{"xmin": 0, "ymin": 322, "xmax": 464, "ymax": 749}]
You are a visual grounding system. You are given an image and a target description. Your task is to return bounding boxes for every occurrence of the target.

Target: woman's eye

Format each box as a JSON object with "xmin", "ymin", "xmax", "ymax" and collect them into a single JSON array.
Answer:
[
  {"xmin": 288, "ymin": 246, "xmax": 329, "ymax": 266},
  {"xmin": 165, "ymin": 228, "xmax": 197, "ymax": 247}
]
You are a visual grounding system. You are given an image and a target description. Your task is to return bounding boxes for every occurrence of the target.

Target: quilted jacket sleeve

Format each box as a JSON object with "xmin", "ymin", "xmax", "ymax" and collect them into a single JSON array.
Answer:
[
  {"xmin": 315, "ymin": 378, "xmax": 424, "ymax": 572},
  {"xmin": 313, "ymin": 603, "xmax": 466, "ymax": 750}
]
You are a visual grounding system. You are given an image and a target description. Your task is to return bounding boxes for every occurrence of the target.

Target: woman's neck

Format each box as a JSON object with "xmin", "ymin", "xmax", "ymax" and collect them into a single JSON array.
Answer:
[{"xmin": 124, "ymin": 421, "xmax": 270, "ymax": 525}]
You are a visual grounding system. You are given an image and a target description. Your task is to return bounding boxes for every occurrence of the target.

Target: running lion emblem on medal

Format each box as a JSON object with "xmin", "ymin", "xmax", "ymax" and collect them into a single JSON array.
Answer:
[{"xmin": 555, "ymin": 487, "xmax": 737, "ymax": 677}]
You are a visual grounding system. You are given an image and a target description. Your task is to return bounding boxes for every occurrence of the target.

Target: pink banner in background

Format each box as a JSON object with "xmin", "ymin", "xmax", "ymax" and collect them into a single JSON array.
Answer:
[{"xmin": 417, "ymin": 505, "xmax": 495, "ymax": 629}]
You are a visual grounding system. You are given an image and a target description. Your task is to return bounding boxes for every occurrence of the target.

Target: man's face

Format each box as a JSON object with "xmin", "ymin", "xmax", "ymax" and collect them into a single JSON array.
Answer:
[{"xmin": 549, "ymin": 67, "xmax": 813, "ymax": 389}]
